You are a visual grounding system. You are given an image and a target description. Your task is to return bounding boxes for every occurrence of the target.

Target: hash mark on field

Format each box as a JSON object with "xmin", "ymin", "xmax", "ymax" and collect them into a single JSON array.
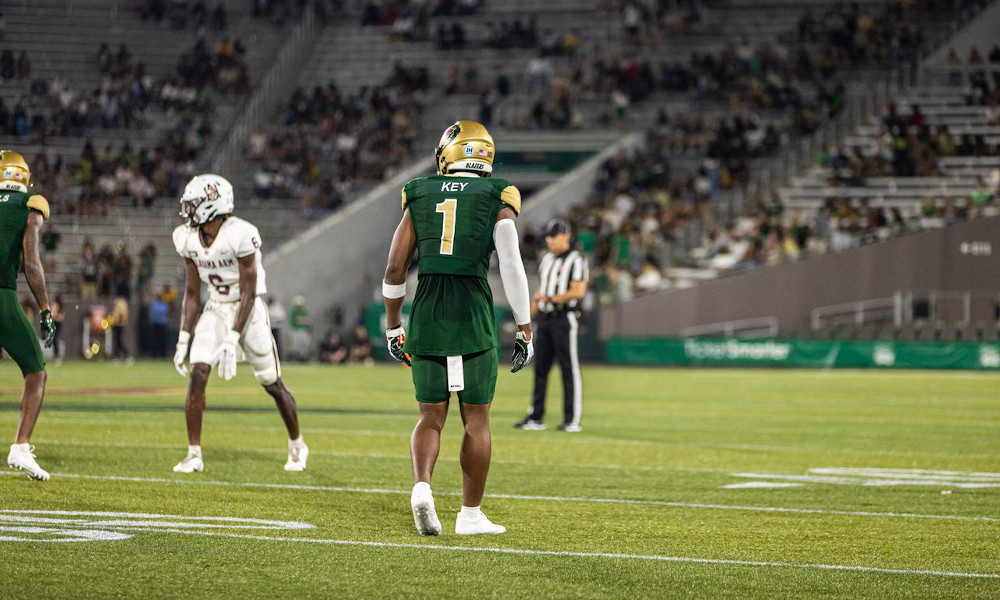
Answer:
[
  {"xmin": 3, "ymin": 471, "xmax": 999, "ymax": 523},
  {"xmin": 121, "ymin": 527, "xmax": 1000, "ymax": 579}
]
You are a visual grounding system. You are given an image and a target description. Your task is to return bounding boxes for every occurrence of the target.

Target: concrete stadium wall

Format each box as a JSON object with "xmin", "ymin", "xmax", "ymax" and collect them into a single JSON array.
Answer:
[
  {"xmin": 600, "ymin": 216, "xmax": 1000, "ymax": 338},
  {"xmin": 264, "ymin": 159, "xmax": 433, "ymax": 337}
]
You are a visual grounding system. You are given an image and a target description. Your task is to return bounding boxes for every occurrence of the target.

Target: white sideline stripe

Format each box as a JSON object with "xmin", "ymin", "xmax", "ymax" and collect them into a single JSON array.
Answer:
[
  {"xmin": 122, "ymin": 527, "xmax": 1000, "ymax": 579},
  {"xmin": 3, "ymin": 471, "xmax": 998, "ymax": 523},
  {"xmin": 731, "ymin": 472, "xmax": 1000, "ymax": 488}
]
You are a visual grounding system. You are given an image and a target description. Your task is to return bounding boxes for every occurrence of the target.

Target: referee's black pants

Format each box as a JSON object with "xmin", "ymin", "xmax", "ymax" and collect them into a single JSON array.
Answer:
[{"xmin": 529, "ymin": 312, "xmax": 582, "ymax": 425}]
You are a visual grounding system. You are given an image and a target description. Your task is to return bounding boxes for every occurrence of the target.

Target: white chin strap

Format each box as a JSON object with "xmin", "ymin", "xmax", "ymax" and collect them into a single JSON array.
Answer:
[{"xmin": 447, "ymin": 160, "xmax": 493, "ymax": 175}]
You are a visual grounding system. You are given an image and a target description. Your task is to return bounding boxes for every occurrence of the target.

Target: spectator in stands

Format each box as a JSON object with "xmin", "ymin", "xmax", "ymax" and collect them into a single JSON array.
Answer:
[
  {"xmin": 137, "ymin": 244, "xmax": 157, "ymax": 300},
  {"xmin": 113, "ymin": 243, "xmax": 133, "ymax": 299},
  {"xmin": 288, "ymin": 296, "xmax": 311, "ymax": 361},
  {"xmin": 80, "ymin": 240, "xmax": 98, "ymax": 301},
  {"xmin": 348, "ymin": 324, "xmax": 373, "ymax": 366},
  {"xmin": 110, "ymin": 295, "xmax": 132, "ymax": 362},
  {"xmin": 40, "ymin": 223, "xmax": 60, "ymax": 253},
  {"xmin": 15, "ymin": 51, "xmax": 29, "ymax": 80},
  {"xmin": 50, "ymin": 295, "xmax": 64, "ymax": 361},
  {"xmin": 0, "ymin": 49, "xmax": 14, "ymax": 80},
  {"xmin": 318, "ymin": 331, "xmax": 348, "ymax": 365},
  {"xmin": 211, "ymin": 2, "xmax": 227, "ymax": 30},
  {"xmin": 150, "ymin": 288, "xmax": 171, "ymax": 358}
]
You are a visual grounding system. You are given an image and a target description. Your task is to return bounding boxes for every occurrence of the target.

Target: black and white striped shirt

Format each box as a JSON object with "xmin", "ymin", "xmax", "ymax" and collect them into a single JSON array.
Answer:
[{"xmin": 537, "ymin": 250, "xmax": 588, "ymax": 313}]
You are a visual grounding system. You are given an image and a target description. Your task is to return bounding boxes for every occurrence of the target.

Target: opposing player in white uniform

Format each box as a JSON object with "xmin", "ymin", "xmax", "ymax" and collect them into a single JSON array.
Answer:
[{"xmin": 170, "ymin": 174, "xmax": 308, "ymax": 473}]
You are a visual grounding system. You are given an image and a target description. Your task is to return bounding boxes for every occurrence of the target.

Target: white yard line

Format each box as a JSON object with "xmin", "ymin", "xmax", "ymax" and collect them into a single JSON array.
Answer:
[
  {"xmin": 31, "ymin": 438, "xmax": 671, "ymax": 473},
  {"xmin": 124, "ymin": 527, "xmax": 1000, "ymax": 579},
  {"xmin": 2, "ymin": 471, "xmax": 998, "ymax": 523},
  {"xmin": 731, "ymin": 472, "xmax": 1000, "ymax": 488}
]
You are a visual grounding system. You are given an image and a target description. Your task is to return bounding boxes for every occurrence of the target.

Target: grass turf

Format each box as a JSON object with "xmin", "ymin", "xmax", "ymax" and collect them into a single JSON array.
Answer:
[{"xmin": 0, "ymin": 361, "xmax": 998, "ymax": 598}]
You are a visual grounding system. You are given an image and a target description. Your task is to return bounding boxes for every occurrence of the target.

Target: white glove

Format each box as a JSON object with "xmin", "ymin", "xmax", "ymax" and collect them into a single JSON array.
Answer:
[
  {"xmin": 385, "ymin": 325, "xmax": 410, "ymax": 366},
  {"xmin": 212, "ymin": 330, "xmax": 240, "ymax": 381},
  {"xmin": 511, "ymin": 330, "xmax": 534, "ymax": 373},
  {"xmin": 174, "ymin": 331, "xmax": 191, "ymax": 377}
]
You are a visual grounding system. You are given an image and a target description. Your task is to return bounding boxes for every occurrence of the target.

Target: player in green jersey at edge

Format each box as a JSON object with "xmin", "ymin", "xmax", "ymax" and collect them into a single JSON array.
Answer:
[
  {"xmin": 0, "ymin": 150, "xmax": 56, "ymax": 481},
  {"xmin": 383, "ymin": 120, "xmax": 534, "ymax": 535}
]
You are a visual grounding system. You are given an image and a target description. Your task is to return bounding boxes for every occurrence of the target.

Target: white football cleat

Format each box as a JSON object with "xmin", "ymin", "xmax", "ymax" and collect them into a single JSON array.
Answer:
[
  {"xmin": 173, "ymin": 452, "xmax": 204, "ymax": 473},
  {"xmin": 7, "ymin": 444, "xmax": 50, "ymax": 481},
  {"xmin": 284, "ymin": 440, "xmax": 309, "ymax": 471},
  {"xmin": 410, "ymin": 483, "xmax": 442, "ymax": 536},
  {"xmin": 455, "ymin": 511, "xmax": 506, "ymax": 535}
]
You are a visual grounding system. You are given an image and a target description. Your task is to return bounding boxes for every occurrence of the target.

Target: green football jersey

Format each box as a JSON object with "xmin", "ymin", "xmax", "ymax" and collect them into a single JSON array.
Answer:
[
  {"xmin": 0, "ymin": 190, "xmax": 49, "ymax": 290},
  {"xmin": 402, "ymin": 174, "xmax": 521, "ymax": 356}
]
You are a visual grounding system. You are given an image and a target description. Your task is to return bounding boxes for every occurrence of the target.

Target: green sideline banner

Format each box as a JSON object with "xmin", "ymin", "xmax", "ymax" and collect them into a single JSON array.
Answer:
[{"xmin": 606, "ymin": 337, "xmax": 1000, "ymax": 370}]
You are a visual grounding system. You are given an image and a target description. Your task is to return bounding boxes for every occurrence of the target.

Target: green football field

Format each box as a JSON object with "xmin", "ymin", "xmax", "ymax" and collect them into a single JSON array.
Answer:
[{"xmin": 0, "ymin": 361, "xmax": 998, "ymax": 598}]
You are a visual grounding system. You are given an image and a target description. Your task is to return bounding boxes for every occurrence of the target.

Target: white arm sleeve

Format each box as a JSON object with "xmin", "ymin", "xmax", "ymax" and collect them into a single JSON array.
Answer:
[{"xmin": 493, "ymin": 219, "xmax": 531, "ymax": 326}]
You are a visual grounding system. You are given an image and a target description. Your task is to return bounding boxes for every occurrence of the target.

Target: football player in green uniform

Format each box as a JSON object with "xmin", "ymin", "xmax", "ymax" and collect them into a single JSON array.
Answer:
[
  {"xmin": 0, "ymin": 150, "xmax": 56, "ymax": 481},
  {"xmin": 383, "ymin": 120, "xmax": 534, "ymax": 535}
]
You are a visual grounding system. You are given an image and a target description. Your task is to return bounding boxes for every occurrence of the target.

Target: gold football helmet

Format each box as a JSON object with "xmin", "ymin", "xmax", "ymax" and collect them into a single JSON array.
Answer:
[
  {"xmin": 0, "ymin": 150, "xmax": 30, "ymax": 193},
  {"xmin": 435, "ymin": 120, "xmax": 495, "ymax": 176}
]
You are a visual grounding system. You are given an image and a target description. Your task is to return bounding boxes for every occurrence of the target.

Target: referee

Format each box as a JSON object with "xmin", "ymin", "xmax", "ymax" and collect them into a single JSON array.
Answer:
[{"xmin": 515, "ymin": 219, "xmax": 588, "ymax": 432}]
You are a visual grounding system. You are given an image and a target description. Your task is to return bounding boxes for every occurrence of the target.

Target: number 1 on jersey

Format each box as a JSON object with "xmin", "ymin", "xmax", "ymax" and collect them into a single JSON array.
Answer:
[{"xmin": 435, "ymin": 198, "xmax": 457, "ymax": 255}]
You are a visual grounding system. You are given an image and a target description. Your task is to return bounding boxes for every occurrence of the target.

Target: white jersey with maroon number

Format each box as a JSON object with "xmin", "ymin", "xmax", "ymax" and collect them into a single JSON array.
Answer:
[{"xmin": 172, "ymin": 216, "xmax": 268, "ymax": 303}]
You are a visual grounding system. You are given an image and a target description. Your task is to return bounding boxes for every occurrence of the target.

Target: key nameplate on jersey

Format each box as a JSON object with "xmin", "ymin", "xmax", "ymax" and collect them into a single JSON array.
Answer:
[
  {"xmin": 440, "ymin": 182, "xmax": 468, "ymax": 192},
  {"xmin": 446, "ymin": 356, "xmax": 465, "ymax": 391}
]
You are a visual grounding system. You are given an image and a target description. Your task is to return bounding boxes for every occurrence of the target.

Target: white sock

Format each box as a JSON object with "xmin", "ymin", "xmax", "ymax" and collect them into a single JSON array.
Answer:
[
  {"xmin": 290, "ymin": 436, "xmax": 305, "ymax": 448},
  {"xmin": 460, "ymin": 505, "xmax": 482, "ymax": 519},
  {"xmin": 412, "ymin": 481, "xmax": 432, "ymax": 497},
  {"xmin": 188, "ymin": 445, "xmax": 201, "ymax": 457},
  {"xmin": 11, "ymin": 442, "xmax": 29, "ymax": 452}
]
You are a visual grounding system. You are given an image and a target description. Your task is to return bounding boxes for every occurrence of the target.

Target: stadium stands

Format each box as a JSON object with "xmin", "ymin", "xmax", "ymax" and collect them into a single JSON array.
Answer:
[{"xmin": 2, "ymin": 0, "xmax": 998, "ymax": 356}]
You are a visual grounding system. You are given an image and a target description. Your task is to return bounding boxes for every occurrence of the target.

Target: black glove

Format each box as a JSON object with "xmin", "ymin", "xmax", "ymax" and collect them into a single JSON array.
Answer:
[
  {"xmin": 511, "ymin": 330, "xmax": 533, "ymax": 373},
  {"xmin": 386, "ymin": 325, "xmax": 411, "ymax": 366},
  {"xmin": 40, "ymin": 309, "xmax": 56, "ymax": 348}
]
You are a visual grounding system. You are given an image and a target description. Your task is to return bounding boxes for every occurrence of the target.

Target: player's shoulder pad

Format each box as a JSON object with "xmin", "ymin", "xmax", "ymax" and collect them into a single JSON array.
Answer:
[
  {"xmin": 26, "ymin": 194, "xmax": 50, "ymax": 219},
  {"xmin": 172, "ymin": 224, "xmax": 191, "ymax": 256},
  {"xmin": 496, "ymin": 180, "xmax": 521, "ymax": 215}
]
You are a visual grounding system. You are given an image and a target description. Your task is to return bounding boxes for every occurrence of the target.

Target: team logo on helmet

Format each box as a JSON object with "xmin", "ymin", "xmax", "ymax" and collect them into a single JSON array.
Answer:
[{"xmin": 204, "ymin": 183, "xmax": 220, "ymax": 201}]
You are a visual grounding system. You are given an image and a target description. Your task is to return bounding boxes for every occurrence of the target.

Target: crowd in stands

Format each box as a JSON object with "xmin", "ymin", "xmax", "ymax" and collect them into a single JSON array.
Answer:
[
  {"xmin": 24, "ymin": 136, "xmax": 202, "ymax": 216},
  {"xmin": 4, "ymin": 34, "xmax": 246, "ymax": 140},
  {"xmin": 0, "ymin": 46, "xmax": 153, "ymax": 140},
  {"xmin": 246, "ymin": 65, "xmax": 423, "ymax": 203},
  {"xmin": 138, "ymin": 0, "xmax": 229, "ymax": 31},
  {"xmin": 361, "ymin": 0, "xmax": 481, "ymax": 28},
  {"xmin": 537, "ymin": 90, "xmax": 1000, "ymax": 304}
]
